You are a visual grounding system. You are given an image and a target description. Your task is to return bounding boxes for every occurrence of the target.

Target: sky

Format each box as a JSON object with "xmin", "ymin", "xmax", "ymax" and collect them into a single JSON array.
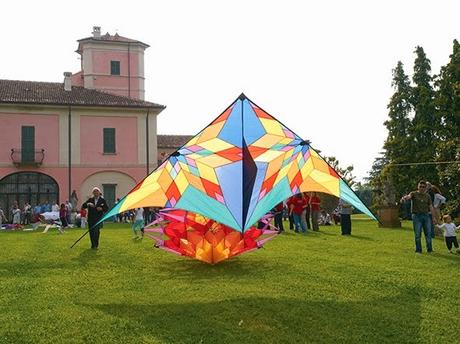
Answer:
[{"xmin": 1, "ymin": 0, "xmax": 458, "ymax": 181}]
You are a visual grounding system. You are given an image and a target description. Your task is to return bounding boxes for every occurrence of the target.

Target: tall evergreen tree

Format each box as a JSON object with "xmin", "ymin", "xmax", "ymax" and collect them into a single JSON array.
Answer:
[
  {"xmin": 410, "ymin": 46, "xmax": 438, "ymax": 184},
  {"xmin": 382, "ymin": 61, "xmax": 415, "ymax": 197},
  {"xmin": 434, "ymin": 39, "xmax": 460, "ymax": 212}
]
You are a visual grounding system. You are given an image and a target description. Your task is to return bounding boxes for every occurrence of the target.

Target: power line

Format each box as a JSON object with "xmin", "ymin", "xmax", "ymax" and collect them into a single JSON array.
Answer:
[{"xmin": 387, "ymin": 160, "xmax": 460, "ymax": 167}]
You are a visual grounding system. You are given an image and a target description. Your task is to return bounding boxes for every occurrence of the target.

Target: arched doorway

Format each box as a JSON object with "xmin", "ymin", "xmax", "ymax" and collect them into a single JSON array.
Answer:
[
  {"xmin": 0, "ymin": 172, "xmax": 59, "ymax": 220},
  {"xmin": 80, "ymin": 171, "xmax": 136, "ymax": 210}
]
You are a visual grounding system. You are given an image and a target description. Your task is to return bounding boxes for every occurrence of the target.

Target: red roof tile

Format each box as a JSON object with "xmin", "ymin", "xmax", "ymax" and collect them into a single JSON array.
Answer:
[
  {"xmin": 0, "ymin": 79, "xmax": 164, "ymax": 109},
  {"xmin": 157, "ymin": 135, "xmax": 194, "ymax": 148}
]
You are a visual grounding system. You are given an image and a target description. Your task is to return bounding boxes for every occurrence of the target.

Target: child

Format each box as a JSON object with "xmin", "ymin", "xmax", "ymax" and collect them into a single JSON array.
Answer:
[
  {"xmin": 80, "ymin": 207, "xmax": 87, "ymax": 228},
  {"xmin": 132, "ymin": 208, "xmax": 144, "ymax": 239},
  {"xmin": 59, "ymin": 203, "xmax": 68, "ymax": 230},
  {"xmin": 435, "ymin": 215, "xmax": 460, "ymax": 254}
]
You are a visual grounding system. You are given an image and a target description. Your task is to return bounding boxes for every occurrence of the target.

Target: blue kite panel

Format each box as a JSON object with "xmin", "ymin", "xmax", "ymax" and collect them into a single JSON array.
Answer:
[
  {"xmin": 216, "ymin": 161, "xmax": 243, "ymax": 229},
  {"xmin": 218, "ymin": 99, "xmax": 243, "ymax": 148},
  {"xmin": 242, "ymin": 99, "xmax": 266, "ymax": 145}
]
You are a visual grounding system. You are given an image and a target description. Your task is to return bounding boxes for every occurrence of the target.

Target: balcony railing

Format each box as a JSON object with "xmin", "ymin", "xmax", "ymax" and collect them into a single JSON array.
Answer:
[{"xmin": 10, "ymin": 149, "xmax": 45, "ymax": 167}]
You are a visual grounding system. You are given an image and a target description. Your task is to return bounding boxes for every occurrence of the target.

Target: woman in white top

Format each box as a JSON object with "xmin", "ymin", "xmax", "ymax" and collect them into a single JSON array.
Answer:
[
  {"xmin": 12, "ymin": 205, "xmax": 21, "ymax": 225},
  {"xmin": 51, "ymin": 203, "xmax": 60, "ymax": 212},
  {"xmin": 431, "ymin": 186, "xmax": 446, "ymax": 226}
]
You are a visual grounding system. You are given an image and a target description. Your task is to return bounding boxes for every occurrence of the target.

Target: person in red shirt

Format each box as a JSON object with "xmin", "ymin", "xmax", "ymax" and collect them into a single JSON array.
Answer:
[
  {"xmin": 289, "ymin": 194, "xmax": 307, "ymax": 233},
  {"xmin": 303, "ymin": 192, "xmax": 311, "ymax": 231},
  {"xmin": 80, "ymin": 207, "xmax": 87, "ymax": 228},
  {"xmin": 59, "ymin": 203, "xmax": 68, "ymax": 228},
  {"xmin": 310, "ymin": 192, "xmax": 321, "ymax": 231}
]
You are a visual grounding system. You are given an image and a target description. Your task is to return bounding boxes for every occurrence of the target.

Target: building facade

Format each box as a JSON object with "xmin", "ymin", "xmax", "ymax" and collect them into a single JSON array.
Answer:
[{"xmin": 0, "ymin": 27, "xmax": 165, "ymax": 215}]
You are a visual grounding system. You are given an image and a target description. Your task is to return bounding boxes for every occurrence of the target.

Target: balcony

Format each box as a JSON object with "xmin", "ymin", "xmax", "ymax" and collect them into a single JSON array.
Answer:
[{"xmin": 11, "ymin": 149, "xmax": 45, "ymax": 167}]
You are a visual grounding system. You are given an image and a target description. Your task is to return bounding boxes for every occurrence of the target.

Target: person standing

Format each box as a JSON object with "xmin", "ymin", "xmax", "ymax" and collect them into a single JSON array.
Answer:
[
  {"xmin": 81, "ymin": 187, "xmax": 108, "ymax": 249},
  {"xmin": 0, "ymin": 206, "xmax": 5, "ymax": 227},
  {"xmin": 70, "ymin": 190, "xmax": 78, "ymax": 212},
  {"xmin": 339, "ymin": 199, "xmax": 353, "ymax": 235},
  {"xmin": 59, "ymin": 203, "xmax": 68, "ymax": 229},
  {"xmin": 273, "ymin": 202, "xmax": 284, "ymax": 232},
  {"xmin": 131, "ymin": 207, "xmax": 145, "ymax": 239},
  {"xmin": 426, "ymin": 182, "xmax": 436, "ymax": 238},
  {"xmin": 286, "ymin": 196, "xmax": 295, "ymax": 230},
  {"xmin": 431, "ymin": 186, "xmax": 446, "ymax": 236},
  {"xmin": 310, "ymin": 192, "xmax": 321, "ymax": 231},
  {"xmin": 400, "ymin": 180, "xmax": 436, "ymax": 253},
  {"xmin": 12, "ymin": 204, "xmax": 21, "ymax": 225},
  {"xmin": 65, "ymin": 200, "xmax": 72, "ymax": 225},
  {"xmin": 51, "ymin": 202, "xmax": 59, "ymax": 213},
  {"xmin": 23, "ymin": 202, "xmax": 32, "ymax": 225},
  {"xmin": 302, "ymin": 192, "xmax": 311, "ymax": 231},
  {"xmin": 289, "ymin": 194, "xmax": 307, "ymax": 233},
  {"xmin": 80, "ymin": 207, "xmax": 87, "ymax": 229}
]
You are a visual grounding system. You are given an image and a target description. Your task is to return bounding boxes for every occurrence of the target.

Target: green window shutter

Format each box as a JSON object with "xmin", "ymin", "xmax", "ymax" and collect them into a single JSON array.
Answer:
[
  {"xmin": 21, "ymin": 126, "xmax": 35, "ymax": 163},
  {"xmin": 103, "ymin": 128, "xmax": 116, "ymax": 154},
  {"xmin": 110, "ymin": 61, "xmax": 120, "ymax": 75}
]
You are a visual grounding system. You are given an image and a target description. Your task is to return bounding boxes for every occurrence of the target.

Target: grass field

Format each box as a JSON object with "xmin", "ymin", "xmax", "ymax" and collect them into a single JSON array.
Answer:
[{"xmin": 1, "ymin": 218, "xmax": 460, "ymax": 344}]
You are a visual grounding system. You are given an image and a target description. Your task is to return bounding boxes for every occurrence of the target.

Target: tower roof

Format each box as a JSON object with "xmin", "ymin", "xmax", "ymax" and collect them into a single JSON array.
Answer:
[{"xmin": 76, "ymin": 31, "xmax": 149, "ymax": 53}]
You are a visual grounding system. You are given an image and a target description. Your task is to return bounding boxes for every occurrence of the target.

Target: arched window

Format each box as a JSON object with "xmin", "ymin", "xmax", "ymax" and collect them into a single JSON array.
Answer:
[{"xmin": 0, "ymin": 172, "xmax": 59, "ymax": 220}]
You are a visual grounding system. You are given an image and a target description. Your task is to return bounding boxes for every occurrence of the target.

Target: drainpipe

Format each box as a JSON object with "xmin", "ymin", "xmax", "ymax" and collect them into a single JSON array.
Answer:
[
  {"xmin": 128, "ymin": 42, "xmax": 131, "ymax": 98},
  {"xmin": 146, "ymin": 108, "xmax": 150, "ymax": 175},
  {"xmin": 64, "ymin": 72, "xmax": 72, "ymax": 202},
  {"xmin": 68, "ymin": 105, "xmax": 72, "ymax": 200}
]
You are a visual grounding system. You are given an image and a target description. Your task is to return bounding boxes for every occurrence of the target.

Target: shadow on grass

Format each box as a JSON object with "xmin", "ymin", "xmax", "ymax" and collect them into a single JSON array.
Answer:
[
  {"xmin": 428, "ymin": 251, "xmax": 460, "ymax": 264},
  {"xmin": 84, "ymin": 289, "xmax": 421, "ymax": 343},
  {"xmin": 316, "ymin": 231, "xmax": 374, "ymax": 241},
  {"xmin": 74, "ymin": 248, "xmax": 101, "ymax": 265},
  {"xmin": 345, "ymin": 234, "xmax": 375, "ymax": 241},
  {"xmin": 153, "ymin": 254, "xmax": 290, "ymax": 281}
]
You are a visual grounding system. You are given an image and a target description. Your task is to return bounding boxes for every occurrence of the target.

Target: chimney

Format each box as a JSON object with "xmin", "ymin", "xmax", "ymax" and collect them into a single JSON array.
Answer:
[
  {"xmin": 92, "ymin": 26, "xmax": 101, "ymax": 38},
  {"xmin": 63, "ymin": 72, "xmax": 72, "ymax": 91}
]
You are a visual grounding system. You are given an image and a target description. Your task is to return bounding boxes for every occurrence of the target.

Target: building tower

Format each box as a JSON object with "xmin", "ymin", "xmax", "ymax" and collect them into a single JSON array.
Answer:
[{"xmin": 71, "ymin": 26, "xmax": 149, "ymax": 100}]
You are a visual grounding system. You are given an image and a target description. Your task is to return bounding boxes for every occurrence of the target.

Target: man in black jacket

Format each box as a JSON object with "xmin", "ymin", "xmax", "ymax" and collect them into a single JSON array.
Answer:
[{"xmin": 81, "ymin": 187, "xmax": 108, "ymax": 249}]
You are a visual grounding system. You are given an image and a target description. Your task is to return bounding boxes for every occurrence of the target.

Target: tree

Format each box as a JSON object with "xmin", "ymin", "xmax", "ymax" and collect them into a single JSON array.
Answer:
[
  {"xmin": 325, "ymin": 156, "xmax": 355, "ymax": 187},
  {"xmin": 381, "ymin": 61, "xmax": 415, "ymax": 198},
  {"xmin": 365, "ymin": 153, "xmax": 389, "ymax": 210},
  {"xmin": 434, "ymin": 40, "xmax": 460, "ymax": 214},
  {"xmin": 320, "ymin": 156, "xmax": 356, "ymax": 213},
  {"xmin": 410, "ymin": 46, "xmax": 438, "ymax": 184}
]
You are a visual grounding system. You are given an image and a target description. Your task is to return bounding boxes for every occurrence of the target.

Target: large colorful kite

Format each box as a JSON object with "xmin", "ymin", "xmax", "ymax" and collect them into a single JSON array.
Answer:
[{"xmin": 98, "ymin": 94, "xmax": 376, "ymax": 263}]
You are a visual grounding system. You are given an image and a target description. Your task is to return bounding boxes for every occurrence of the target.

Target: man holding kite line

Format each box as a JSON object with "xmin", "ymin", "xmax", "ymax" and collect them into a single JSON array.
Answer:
[{"xmin": 81, "ymin": 187, "xmax": 108, "ymax": 249}]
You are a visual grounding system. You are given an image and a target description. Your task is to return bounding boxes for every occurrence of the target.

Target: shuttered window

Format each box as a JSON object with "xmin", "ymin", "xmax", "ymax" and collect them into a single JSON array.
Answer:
[
  {"xmin": 110, "ymin": 61, "xmax": 120, "ymax": 75},
  {"xmin": 21, "ymin": 126, "xmax": 35, "ymax": 163},
  {"xmin": 103, "ymin": 128, "xmax": 116, "ymax": 154}
]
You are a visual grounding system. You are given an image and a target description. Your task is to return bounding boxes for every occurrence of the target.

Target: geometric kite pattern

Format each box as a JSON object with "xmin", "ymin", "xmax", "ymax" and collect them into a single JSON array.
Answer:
[
  {"xmin": 99, "ymin": 94, "xmax": 376, "ymax": 233},
  {"xmin": 144, "ymin": 209, "xmax": 278, "ymax": 264}
]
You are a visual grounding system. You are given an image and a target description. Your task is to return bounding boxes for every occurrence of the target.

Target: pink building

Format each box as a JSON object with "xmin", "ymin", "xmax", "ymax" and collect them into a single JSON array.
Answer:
[{"xmin": 0, "ymin": 27, "xmax": 165, "ymax": 215}]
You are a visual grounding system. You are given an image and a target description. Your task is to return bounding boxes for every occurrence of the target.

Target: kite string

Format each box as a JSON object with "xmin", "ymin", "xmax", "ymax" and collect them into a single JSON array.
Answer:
[{"xmin": 386, "ymin": 160, "xmax": 460, "ymax": 167}]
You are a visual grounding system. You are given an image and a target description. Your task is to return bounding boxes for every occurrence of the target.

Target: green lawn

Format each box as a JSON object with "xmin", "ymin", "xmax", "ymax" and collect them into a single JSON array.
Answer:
[{"xmin": 1, "ymin": 218, "xmax": 459, "ymax": 344}]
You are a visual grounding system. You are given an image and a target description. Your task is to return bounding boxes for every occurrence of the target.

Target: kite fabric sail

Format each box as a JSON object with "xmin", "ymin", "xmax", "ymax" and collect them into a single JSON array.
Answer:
[
  {"xmin": 144, "ymin": 209, "xmax": 278, "ymax": 264},
  {"xmin": 98, "ymin": 93, "xmax": 377, "ymax": 232}
]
